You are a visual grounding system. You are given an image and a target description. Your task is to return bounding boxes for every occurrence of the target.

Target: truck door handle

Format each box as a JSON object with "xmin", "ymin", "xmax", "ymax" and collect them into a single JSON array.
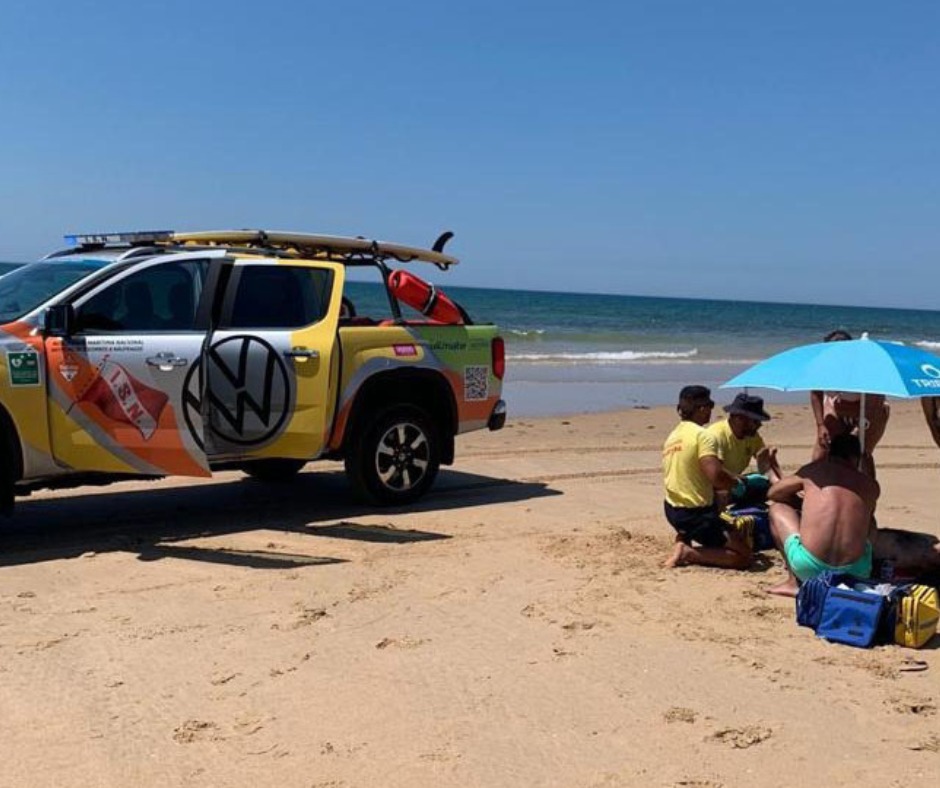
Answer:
[
  {"xmin": 146, "ymin": 353, "xmax": 189, "ymax": 370},
  {"xmin": 284, "ymin": 347, "xmax": 319, "ymax": 361}
]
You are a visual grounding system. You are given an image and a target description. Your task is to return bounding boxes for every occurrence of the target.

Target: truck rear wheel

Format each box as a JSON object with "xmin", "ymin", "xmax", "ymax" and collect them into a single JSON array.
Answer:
[
  {"xmin": 345, "ymin": 405, "xmax": 441, "ymax": 505},
  {"xmin": 242, "ymin": 458, "xmax": 307, "ymax": 482}
]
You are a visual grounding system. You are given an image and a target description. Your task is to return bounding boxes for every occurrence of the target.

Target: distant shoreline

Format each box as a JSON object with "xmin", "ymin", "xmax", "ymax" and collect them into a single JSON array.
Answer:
[{"xmin": 503, "ymin": 375, "xmax": 809, "ymax": 417}]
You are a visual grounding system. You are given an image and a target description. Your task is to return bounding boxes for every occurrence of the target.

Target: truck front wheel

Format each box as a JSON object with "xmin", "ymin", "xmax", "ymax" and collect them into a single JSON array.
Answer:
[
  {"xmin": 242, "ymin": 458, "xmax": 307, "ymax": 482},
  {"xmin": 345, "ymin": 405, "xmax": 441, "ymax": 505},
  {"xmin": 0, "ymin": 426, "xmax": 17, "ymax": 516}
]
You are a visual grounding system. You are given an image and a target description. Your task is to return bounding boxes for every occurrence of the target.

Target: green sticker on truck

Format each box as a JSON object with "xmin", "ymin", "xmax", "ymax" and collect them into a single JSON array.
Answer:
[{"xmin": 7, "ymin": 351, "xmax": 41, "ymax": 387}]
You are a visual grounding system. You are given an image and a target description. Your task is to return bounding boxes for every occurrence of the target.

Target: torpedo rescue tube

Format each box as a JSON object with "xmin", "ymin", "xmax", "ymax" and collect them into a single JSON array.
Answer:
[{"xmin": 387, "ymin": 269, "xmax": 466, "ymax": 325}]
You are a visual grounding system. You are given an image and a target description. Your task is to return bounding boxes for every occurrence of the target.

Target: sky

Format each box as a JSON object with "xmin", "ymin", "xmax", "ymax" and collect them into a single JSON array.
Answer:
[{"xmin": 1, "ymin": 1, "xmax": 938, "ymax": 309}]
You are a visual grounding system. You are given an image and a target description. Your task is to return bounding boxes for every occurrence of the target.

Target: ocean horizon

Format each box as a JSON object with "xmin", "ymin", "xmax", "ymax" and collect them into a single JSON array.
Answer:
[
  {"xmin": 342, "ymin": 280, "xmax": 940, "ymax": 417},
  {"xmin": 5, "ymin": 261, "xmax": 939, "ymax": 418}
]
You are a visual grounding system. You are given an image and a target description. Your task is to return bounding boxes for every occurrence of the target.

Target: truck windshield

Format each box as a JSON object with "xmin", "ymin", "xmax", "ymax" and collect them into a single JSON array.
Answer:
[{"xmin": 0, "ymin": 258, "xmax": 112, "ymax": 323}]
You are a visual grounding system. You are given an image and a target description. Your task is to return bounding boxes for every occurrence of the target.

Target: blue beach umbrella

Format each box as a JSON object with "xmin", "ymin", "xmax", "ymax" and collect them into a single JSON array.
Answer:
[
  {"xmin": 722, "ymin": 336, "xmax": 940, "ymax": 452},
  {"xmin": 722, "ymin": 337, "xmax": 940, "ymax": 398}
]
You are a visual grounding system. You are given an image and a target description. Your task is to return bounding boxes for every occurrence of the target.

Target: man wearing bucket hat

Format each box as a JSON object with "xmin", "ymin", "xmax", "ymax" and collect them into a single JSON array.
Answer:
[{"xmin": 707, "ymin": 393, "xmax": 781, "ymax": 505}]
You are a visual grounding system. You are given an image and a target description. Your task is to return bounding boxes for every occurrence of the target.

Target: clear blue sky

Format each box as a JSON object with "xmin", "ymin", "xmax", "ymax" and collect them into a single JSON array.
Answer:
[{"xmin": 1, "ymin": 1, "xmax": 938, "ymax": 308}]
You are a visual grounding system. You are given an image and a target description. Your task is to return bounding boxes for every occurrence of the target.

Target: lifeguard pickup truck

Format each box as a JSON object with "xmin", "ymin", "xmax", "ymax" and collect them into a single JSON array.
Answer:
[{"xmin": 0, "ymin": 230, "xmax": 506, "ymax": 512}]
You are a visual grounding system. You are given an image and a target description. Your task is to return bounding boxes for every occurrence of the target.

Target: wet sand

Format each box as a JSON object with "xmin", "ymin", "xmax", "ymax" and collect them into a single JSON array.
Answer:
[{"xmin": 1, "ymin": 401, "xmax": 938, "ymax": 787}]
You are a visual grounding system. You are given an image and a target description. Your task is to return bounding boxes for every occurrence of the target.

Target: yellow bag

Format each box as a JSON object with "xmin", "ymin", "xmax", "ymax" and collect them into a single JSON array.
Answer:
[
  {"xmin": 719, "ymin": 508, "xmax": 753, "ymax": 549},
  {"xmin": 894, "ymin": 585, "xmax": 939, "ymax": 649},
  {"xmin": 719, "ymin": 506, "xmax": 774, "ymax": 551}
]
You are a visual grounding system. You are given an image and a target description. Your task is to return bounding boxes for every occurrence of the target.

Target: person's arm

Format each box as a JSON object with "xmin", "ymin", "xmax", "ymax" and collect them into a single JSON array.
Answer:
[
  {"xmin": 810, "ymin": 390, "xmax": 828, "ymax": 449},
  {"xmin": 697, "ymin": 429, "xmax": 741, "ymax": 496},
  {"xmin": 866, "ymin": 477, "xmax": 882, "ymax": 538},
  {"xmin": 867, "ymin": 477, "xmax": 881, "ymax": 514},
  {"xmin": 767, "ymin": 473, "xmax": 804, "ymax": 504},
  {"xmin": 756, "ymin": 445, "xmax": 782, "ymax": 484},
  {"xmin": 700, "ymin": 455, "xmax": 740, "ymax": 491},
  {"xmin": 922, "ymin": 397, "xmax": 940, "ymax": 449}
]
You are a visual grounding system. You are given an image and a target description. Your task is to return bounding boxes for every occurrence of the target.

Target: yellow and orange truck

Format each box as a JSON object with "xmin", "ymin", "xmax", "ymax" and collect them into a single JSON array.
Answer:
[{"xmin": 0, "ymin": 230, "xmax": 506, "ymax": 512}]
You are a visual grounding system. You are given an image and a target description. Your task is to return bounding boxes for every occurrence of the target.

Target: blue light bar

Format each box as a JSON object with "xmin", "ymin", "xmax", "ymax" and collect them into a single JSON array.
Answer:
[{"xmin": 64, "ymin": 230, "xmax": 174, "ymax": 246}]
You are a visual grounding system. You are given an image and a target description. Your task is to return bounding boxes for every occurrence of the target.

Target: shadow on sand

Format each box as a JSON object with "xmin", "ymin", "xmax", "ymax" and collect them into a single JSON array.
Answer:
[{"xmin": 0, "ymin": 468, "xmax": 560, "ymax": 570}]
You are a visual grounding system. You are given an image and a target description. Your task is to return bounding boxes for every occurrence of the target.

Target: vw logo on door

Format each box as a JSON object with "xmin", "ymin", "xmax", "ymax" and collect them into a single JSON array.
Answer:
[{"xmin": 183, "ymin": 335, "xmax": 292, "ymax": 448}]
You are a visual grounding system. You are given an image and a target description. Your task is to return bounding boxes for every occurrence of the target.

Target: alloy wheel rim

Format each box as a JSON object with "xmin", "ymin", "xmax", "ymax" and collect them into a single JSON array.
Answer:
[{"xmin": 375, "ymin": 421, "xmax": 429, "ymax": 491}]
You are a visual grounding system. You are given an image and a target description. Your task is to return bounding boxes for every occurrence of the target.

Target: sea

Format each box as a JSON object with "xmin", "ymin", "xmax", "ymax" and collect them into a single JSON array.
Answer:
[
  {"xmin": 8, "ymin": 257, "xmax": 940, "ymax": 418},
  {"xmin": 346, "ymin": 281, "xmax": 940, "ymax": 417}
]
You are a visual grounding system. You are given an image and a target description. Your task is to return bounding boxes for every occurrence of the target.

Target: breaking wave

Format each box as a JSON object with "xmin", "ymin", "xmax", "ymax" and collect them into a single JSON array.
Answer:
[
  {"xmin": 508, "ymin": 349, "xmax": 700, "ymax": 363},
  {"xmin": 508, "ymin": 329, "xmax": 546, "ymax": 338}
]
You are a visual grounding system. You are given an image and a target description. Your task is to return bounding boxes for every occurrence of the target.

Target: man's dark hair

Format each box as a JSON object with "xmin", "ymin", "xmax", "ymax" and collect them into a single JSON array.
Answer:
[
  {"xmin": 824, "ymin": 329, "xmax": 852, "ymax": 342},
  {"xmin": 677, "ymin": 385, "xmax": 712, "ymax": 419},
  {"xmin": 829, "ymin": 432, "xmax": 861, "ymax": 462}
]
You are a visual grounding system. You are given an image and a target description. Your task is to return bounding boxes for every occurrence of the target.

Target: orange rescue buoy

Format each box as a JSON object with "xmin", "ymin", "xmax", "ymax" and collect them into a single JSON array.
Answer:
[{"xmin": 387, "ymin": 269, "xmax": 465, "ymax": 325}]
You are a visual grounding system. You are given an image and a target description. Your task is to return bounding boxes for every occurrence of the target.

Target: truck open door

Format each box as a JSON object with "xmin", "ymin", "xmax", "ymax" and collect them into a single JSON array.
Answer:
[{"xmin": 198, "ymin": 258, "xmax": 343, "ymax": 462}]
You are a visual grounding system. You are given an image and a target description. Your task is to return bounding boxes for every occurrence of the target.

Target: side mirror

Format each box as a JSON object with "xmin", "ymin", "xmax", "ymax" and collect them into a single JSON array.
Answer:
[{"xmin": 43, "ymin": 304, "xmax": 75, "ymax": 337}]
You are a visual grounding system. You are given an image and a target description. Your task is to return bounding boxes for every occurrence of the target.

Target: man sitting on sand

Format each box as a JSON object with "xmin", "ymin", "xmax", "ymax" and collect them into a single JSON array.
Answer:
[
  {"xmin": 662, "ymin": 385, "xmax": 751, "ymax": 570},
  {"xmin": 706, "ymin": 392, "xmax": 781, "ymax": 505},
  {"xmin": 766, "ymin": 433, "xmax": 880, "ymax": 597}
]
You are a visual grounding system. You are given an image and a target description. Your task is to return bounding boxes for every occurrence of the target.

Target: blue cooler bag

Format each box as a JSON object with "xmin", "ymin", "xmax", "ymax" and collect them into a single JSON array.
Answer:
[
  {"xmin": 816, "ymin": 586, "xmax": 888, "ymax": 647},
  {"xmin": 796, "ymin": 572, "xmax": 892, "ymax": 648}
]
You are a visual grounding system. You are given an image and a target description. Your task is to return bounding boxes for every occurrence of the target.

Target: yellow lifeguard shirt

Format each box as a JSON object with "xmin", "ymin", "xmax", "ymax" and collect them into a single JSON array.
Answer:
[
  {"xmin": 705, "ymin": 419, "xmax": 765, "ymax": 476},
  {"xmin": 662, "ymin": 420, "xmax": 719, "ymax": 508}
]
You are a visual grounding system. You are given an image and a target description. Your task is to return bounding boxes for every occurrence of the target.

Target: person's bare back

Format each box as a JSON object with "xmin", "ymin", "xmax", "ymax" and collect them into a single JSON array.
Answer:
[
  {"xmin": 796, "ymin": 460, "xmax": 878, "ymax": 565},
  {"xmin": 766, "ymin": 433, "xmax": 880, "ymax": 597}
]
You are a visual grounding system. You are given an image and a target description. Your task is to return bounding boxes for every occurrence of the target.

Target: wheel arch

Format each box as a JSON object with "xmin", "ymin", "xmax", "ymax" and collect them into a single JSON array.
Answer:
[{"xmin": 341, "ymin": 369, "xmax": 457, "ymax": 464}]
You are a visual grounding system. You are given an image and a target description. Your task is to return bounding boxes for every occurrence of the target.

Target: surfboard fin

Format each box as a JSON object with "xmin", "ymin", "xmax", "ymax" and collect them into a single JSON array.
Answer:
[{"xmin": 432, "ymin": 231, "xmax": 454, "ymax": 253}]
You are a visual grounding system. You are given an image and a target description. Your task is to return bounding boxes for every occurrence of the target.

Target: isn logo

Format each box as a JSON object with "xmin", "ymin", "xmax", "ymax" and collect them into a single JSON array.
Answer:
[{"xmin": 912, "ymin": 363, "xmax": 940, "ymax": 390}]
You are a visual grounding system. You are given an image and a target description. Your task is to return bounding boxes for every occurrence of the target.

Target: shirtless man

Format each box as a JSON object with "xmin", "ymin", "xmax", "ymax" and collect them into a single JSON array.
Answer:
[{"xmin": 765, "ymin": 433, "xmax": 880, "ymax": 597}]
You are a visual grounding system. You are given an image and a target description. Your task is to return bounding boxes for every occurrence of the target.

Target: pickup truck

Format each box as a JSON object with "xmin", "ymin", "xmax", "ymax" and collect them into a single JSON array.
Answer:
[{"xmin": 0, "ymin": 230, "xmax": 506, "ymax": 513}]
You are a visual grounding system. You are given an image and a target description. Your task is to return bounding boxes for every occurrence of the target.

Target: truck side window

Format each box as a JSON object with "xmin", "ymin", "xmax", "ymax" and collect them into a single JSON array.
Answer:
[
  {"xmin": 222, "ymin": 265, "xmax": 333, "ymax": 329},
  {"xmin": 76, "ymin": 261, "xmax": 208, "ymax": 333}
]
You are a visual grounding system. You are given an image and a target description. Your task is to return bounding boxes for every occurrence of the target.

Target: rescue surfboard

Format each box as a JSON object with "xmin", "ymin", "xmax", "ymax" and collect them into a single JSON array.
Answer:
[{"xmin": 170, "ymin": 230, "xmax": 459, "ymax": 268}]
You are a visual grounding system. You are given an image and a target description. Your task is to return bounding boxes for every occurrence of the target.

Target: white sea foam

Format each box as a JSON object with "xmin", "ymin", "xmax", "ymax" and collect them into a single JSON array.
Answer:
[
  {"xmin": 508, "ymin": 329, "xmax": 546, "ymax": 337},
  {"xmin": 508, "ymin": 349, "xmax": 700, "ymax": 363},
  {"xmin": 916, "ymin": 340, "xmax": 940, "ymax": 350}
]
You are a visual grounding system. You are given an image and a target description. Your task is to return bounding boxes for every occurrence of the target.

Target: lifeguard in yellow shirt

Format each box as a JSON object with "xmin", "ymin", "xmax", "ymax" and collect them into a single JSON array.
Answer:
[
  {"xmin": 662, "ymin": 385, "xmax": 752, "ymax": 570},
  {"xmin": 706, "ymin": 392, "xmax": 781, "ymax": 504}
]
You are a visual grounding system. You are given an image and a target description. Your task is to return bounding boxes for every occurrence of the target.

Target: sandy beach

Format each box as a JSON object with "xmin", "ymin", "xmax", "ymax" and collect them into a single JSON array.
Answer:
[{"xmin": 2, "ymin": 400, "xmax": 938, "ymax": 787}]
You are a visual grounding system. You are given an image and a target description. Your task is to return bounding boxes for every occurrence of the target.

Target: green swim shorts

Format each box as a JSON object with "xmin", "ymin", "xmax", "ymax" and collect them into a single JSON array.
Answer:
[{"xmin": 784, "ymin": 534, "xmax": 873, "ymax": 582}]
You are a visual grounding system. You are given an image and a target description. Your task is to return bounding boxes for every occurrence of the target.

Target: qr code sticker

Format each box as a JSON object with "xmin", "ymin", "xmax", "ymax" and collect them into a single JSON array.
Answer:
[{"xmin": 464, "ymin": 365, "xmax": 489, "ymax": 401}]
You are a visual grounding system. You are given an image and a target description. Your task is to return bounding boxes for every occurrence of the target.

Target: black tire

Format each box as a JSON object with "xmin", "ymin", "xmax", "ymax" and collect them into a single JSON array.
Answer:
[
  {"xmin": 0, "ymin": 416, "xmax": 22, "ymax": 516},
  {"xmin": 242, "ymin": 458, "xmax": 307, "ymax": 482},
  {"xmin": 345, "ymin": 405, "xmax": 441, "ymax": 505}
]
